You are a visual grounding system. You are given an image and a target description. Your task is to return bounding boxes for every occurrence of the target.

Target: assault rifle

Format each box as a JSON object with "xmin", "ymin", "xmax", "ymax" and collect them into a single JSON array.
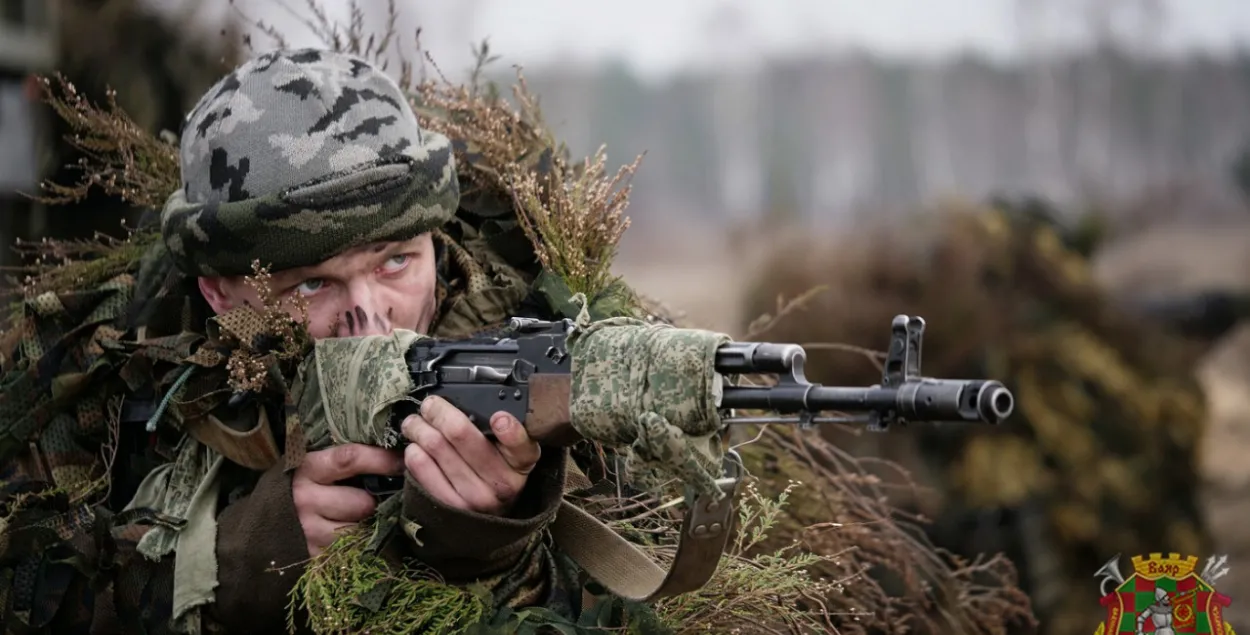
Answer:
[
  {"xmin": 348, "ymin": 313, "xmax": 1012, "ymax": 494},
  {"xmin": 394, "ymin": 312, "xmax": 1011, "ymax": 440},
  {"xmin": 118, "ymin": 313, "xmax": 1012, "ymax": 473}
]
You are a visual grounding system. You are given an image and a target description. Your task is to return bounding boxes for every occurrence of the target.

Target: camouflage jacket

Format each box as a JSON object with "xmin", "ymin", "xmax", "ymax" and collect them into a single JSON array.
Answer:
[{"xmin": 0, "ymin": 219, "xmax": 661, "ymax": 634}]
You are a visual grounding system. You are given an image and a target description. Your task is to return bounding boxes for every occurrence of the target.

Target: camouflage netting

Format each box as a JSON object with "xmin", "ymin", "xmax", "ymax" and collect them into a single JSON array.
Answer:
[
  {"xmin": 2, "ymin": 2, "xmax": 1038, "ymax": 633},
  {"xmin": 739, "ymin": 201, "xmax": 1213, "ymax": 635}
]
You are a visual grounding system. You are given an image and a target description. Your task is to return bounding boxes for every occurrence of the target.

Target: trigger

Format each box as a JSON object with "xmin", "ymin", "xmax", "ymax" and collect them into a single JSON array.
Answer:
[{"xmin": 339, "ymin": 474, "xmax": 404, "ymax": 499}]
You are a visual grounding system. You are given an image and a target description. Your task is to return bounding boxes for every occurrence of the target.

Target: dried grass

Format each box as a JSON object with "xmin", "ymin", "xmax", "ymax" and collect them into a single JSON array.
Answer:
[
  {"xmin": 709, "ymin": 289, "xmax": 1035, "ymax": 635},
  {"xmin": 33, "ymin": 74, "xmax": 181, "ymax": 210},
  {"xmin": 410, "ymin": 51, "xmax": 639, "ymax": 300},
  {"xmin": 505, "ymin": 143, "xmax": 639, "ymax": 298},
  {"xmin": 0, "ymin": 71, "xmax": 177, "ymax": 302}
]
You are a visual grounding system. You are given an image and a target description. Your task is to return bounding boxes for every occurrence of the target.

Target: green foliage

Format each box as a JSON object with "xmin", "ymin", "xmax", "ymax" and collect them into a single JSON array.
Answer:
[
  {"xmin": 654, "ymin": 479, "xmax": 846, "ymax": 633},
  {"xmin": 286, "ymin": 526, "xmax": 488, "ymax": 635},
  {"xmin": 286, "ymin": 511, "xmax": 672, "ymax": 635},
  {"xmin": 465, "ymin": 596, "xmax": 669, "ymax": 635},
  {"xmin": 5, "ymin": 231, "xmax": 159, "ymax": 302}
]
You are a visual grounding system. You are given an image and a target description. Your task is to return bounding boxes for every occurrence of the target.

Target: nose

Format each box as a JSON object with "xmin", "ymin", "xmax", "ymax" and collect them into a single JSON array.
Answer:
[{"xmin": 341, "ymin": 280, "xmax": 390, "ymax": 336}]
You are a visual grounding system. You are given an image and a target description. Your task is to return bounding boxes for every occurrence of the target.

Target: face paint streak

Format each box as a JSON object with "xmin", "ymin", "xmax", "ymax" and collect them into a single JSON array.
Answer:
[
  {"xmin": 354, "ymin": 306, "xmax": 368, "ymax": 330},
  {"xmin": 373, "ymin": 311, "xmax": 392, "ymax": 333},
  {"xmin": 344, "ymin": 309, "xmax": 355, "ymax": 334}
]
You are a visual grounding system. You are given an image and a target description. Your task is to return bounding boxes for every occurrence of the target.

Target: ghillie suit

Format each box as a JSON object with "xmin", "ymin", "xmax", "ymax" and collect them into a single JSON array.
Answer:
[
  {"xmin": 740, "ymin": 201, "xmax": 1213, "ymax": 635},
  {"xmin": 0, "ymin": 8, "xmax": 1035, "ymax": 635}
]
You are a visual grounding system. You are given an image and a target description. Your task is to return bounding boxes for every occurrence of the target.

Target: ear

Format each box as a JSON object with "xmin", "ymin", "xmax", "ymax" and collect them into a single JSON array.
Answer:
[{"xmin": 197, "ymin": 277, "xmax": 235, "ymax": 314}]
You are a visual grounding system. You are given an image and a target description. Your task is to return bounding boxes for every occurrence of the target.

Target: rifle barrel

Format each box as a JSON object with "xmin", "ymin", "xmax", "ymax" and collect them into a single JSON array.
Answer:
[
  {"xmin": 720, "ymin": 380, "xmax": 1013, "ymax": 425},
  {"xmin": 714, "ymin": 337, "xmax": 1013, "ymax": 425}
]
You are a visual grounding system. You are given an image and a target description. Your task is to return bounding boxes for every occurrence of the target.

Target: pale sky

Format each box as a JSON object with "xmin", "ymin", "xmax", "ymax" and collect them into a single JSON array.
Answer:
[{"xmin": 149, "ymin": 0, "xmax": 1250, "ymax": 79}]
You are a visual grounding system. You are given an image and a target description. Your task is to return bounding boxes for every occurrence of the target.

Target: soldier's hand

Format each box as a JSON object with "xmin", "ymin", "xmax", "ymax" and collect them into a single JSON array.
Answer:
[
  {"xmin": 292, "ymin": 444, "xmax": 404, "ymax": 556},
  {"xmin": 401, "ymin": 395, "xmax": 540, "ymax": 516}
]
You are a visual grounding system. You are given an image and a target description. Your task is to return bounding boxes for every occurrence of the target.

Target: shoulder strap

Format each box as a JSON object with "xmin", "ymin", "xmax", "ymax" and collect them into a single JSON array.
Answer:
[
  {"xmin": 119, "ymin": 389, "xmax": 282, "ymax": 472},
  {"xmin": 552, "ymin": 453, "xmax": 742, "ymax": 602}
]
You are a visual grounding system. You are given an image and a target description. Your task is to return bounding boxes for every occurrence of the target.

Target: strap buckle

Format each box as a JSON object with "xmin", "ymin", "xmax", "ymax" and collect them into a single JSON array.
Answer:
[{"xmin": 685, "ymin": 448, "xmax": 744, "ymax": 540}]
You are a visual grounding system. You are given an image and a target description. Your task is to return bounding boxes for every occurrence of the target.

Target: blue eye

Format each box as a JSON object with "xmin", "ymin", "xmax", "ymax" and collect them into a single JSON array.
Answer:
[
  {"xmin": 296, "ymin": 279, "xmax": 324, "ymax": 295},
  {"xmin": 382, "ymin": 254, "xmax": 409, "ymax": 271}
]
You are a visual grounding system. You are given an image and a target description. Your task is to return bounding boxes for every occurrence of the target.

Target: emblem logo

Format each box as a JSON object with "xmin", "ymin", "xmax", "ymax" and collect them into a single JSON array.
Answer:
[{"xmin": 1093, "ymin": 552, "xmax": 1237, "ymax": 634}]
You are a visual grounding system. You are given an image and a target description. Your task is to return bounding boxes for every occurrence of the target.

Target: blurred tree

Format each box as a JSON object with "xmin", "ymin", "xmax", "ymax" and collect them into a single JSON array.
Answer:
[
  {"xmin": 761, "ymin": 146, "xmax": 801, "ymax": 226},
  {"xmin": 872, "ymin": 62, "xmax": 920, "ymax": 209},
  {"xmin": 0, "ymin": 0, "xmax": 239, "ymax": 274},
  {"xmin": 1232, "ymin": 144, "xmax": 1250, "ymax": 207}
]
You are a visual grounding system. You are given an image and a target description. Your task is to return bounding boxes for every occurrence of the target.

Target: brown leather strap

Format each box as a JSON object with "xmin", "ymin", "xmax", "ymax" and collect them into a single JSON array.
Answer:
[
  {"xmin": 184, "ymin": 409, "xmax": 282, "ymax": 471},
  {"xmin": 551, "ymin": 451, "xmax": 743, "ymax": 602},
  {"xmin": 118, "ymin": 394, "xmax": 283, "ymax": 471}
]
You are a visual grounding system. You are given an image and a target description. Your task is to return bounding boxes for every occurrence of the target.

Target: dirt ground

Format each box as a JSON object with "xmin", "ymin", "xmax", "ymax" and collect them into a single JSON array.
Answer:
[{"xmin": 616, "ymin": 217, "xmax": 1250, "ymax": 625}]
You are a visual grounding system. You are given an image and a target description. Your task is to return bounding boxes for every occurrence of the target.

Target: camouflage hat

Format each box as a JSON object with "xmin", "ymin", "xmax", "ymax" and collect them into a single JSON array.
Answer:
[{"xmin": 160, "ymin": 48, "xmax": 459, "ymax": 277}]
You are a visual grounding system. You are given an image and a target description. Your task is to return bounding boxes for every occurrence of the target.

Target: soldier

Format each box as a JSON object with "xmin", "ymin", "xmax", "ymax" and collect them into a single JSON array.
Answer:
[
  {"xmin": 0, "ymin": 48, "xmax": 598, "ymax": 634},
  {"xmin": 3, "ymin": 42, "xmax": 1036, "ymax": 635}
]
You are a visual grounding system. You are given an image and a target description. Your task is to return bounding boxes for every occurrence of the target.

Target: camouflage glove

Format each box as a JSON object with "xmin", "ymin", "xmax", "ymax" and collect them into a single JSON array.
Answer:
[
  {"xmin": 566, "ymin": 311, "xmax": 731, "ymax": 500},
  {"xmin": 294, "ymin": 329, "xmax": 424, "ymax": 452}
]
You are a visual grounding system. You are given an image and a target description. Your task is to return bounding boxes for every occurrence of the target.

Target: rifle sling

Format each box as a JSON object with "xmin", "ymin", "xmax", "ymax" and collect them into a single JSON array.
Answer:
[
  {"xmin": 121, "ymin": 397, "xmax": 283, "ymax": 471},
  {"xmin": 120, "ymin": 398, "xmax": 740, "ymax": 602},
  {"xmin": 554, "ymin": 455, "xmax": 742, "ymax": 602}
]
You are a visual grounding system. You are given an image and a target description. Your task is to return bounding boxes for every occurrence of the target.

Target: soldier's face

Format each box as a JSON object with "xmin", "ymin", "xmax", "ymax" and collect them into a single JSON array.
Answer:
[{"xmin": 197, "ymin": 233, "xmax": 438, "ymax": 339}]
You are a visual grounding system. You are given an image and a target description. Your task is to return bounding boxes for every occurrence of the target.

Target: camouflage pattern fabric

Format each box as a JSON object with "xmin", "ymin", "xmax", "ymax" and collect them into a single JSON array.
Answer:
[
  {"xmin": 0, "ymin": 265, "xmax": 197, "ymax": 634},
  {"xmin": 297, "ymin": 329, "xmax": 425, "ymax": 451},
  {"xmin": 566, "ymin": 309, "xmax": 730, "ymax": 498},
  {"xmin": 125, "ymin": 438, "xmax": 224, "ymax": 635},
  {"xmin": 160, "ymin": 48, "xmax": 460, "ymax": 277},
  {"xmin": 430, "ymin": 230, "xmax": 534, "ymax": 339}
]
